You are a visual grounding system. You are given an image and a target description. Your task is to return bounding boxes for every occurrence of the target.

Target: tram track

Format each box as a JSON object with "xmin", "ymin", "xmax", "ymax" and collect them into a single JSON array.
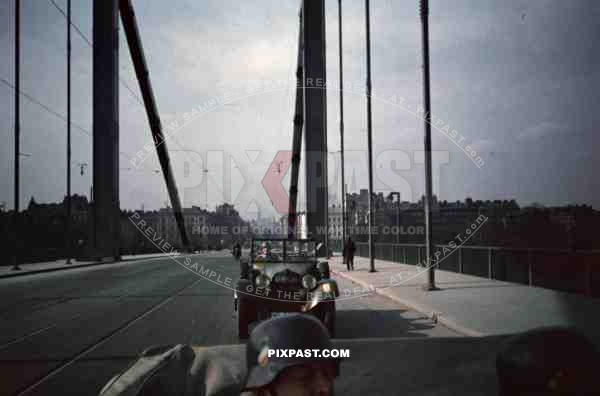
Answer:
[{"xmin": 13, "ymin": 276, "xmax": 203, "ymax": 396}]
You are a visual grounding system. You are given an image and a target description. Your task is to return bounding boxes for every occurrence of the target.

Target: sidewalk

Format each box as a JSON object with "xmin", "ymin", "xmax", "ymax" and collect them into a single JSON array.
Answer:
[
  {"xmin": 331, "ymin": 256, "xmax": 600, "ymax": 342},
  {"xmin": 0, "ymin": 253, "xmax": 175, "ymax": 279}
]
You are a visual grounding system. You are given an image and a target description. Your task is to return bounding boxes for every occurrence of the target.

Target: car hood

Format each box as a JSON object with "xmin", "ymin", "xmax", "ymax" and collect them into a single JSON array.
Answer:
[{"xmin": 256, "ymin": 263, "xmax": 315, "ymax": 278}]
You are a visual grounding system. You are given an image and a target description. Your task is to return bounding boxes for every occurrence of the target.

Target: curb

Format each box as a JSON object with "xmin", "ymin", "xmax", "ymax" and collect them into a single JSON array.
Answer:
[{"xmin": 332, "ymin": 268, "xmax": 486, "ymax": 338}]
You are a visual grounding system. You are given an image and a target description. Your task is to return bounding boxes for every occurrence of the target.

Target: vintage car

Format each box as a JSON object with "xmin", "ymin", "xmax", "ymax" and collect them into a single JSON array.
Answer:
[{"xmin": 234, "ymin": 238, "xmax": 338, "ymax": 339}]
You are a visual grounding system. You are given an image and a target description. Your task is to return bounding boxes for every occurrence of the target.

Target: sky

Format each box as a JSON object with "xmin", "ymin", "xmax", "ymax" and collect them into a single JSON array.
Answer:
[{"xmin": 1, "ymin": 0, "xmax": 599, "ymax": 220}]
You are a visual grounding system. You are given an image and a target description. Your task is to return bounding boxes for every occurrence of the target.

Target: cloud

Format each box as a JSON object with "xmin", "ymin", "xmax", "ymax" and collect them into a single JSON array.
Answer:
[
  {"xmin": 518, "ymin": 122, "xmax": 566, "ymax": 140},
  {"xmin": 164, "ymin": 28, "xmax": 296, "ymax": 93},
  {"xmin": 1, "ymin": 0, "xmax": 600, "ymax": 214},
  {"xmin": 470, "ymin": 138, "xmax": 497, "ymax": 152}
]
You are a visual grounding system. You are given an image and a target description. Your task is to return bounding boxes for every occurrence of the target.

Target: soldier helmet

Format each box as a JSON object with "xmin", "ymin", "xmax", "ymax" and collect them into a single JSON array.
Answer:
[
  {"xmin": 496, "ymin": 326, "xmax": 600, "ymax": 395},
  {"xmin": 242, "ymin": 314, "xmax": 342, "ymax": 391}
]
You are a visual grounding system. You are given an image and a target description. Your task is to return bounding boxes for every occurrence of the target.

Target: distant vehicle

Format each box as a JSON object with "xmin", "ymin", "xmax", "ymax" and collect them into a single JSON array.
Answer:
[{"xmin": 234, "ymin": 238, "xmax": 338, "ymax": 339}]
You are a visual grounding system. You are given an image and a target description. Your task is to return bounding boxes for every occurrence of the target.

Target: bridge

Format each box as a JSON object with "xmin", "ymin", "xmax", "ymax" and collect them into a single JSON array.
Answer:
[{"xmin": 1, "ymin": 1, "xmax": 599, "ymax": 395}]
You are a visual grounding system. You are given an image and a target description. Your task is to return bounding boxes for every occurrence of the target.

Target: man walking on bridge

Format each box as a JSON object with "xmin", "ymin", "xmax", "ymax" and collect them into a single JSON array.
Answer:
[
  {"xmin": 232, "ymin": 241, "xmax": 242, "ymax": 261},
  {"xmin": 343, "ymin": 237, "xmax": 355, "ymax": 271}
]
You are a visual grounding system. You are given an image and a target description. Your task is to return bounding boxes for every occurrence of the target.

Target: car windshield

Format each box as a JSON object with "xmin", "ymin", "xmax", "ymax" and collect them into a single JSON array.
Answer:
[
  {"xmin": 252, "ymin": 240, "xmax": 285, "ymax": 262},
  {"xmin": 286, "ymin": 240, "xmax": 316, "ymax": 258},
  {"xmin": 250, "ymin": 240, "xmax": 316, "ymax": 262}
]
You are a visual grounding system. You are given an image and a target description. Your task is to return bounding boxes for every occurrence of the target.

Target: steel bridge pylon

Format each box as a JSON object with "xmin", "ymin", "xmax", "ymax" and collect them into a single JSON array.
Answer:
[{"xmin": 288, "ymin": 0, "xmax": 329, "ymax": 256}]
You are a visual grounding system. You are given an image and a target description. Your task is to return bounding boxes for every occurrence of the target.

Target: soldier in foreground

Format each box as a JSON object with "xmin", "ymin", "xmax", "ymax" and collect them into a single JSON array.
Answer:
[
  {"xmin": 99, "ymin": 318, "xmax": 599, "ymax": 395},
  {"xmin": 241, "ymin": 315, "xmax": 341, "ymax": 396},
  {"xmin": 496, "ymin": 326, "xmax": 600, "ymax": 395}
]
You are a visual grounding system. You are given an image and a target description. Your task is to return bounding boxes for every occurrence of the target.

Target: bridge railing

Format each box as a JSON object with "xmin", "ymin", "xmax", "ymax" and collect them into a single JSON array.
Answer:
[{"xmin": 354, "ymin": 242, "xmax": 600, "ymax": 298}]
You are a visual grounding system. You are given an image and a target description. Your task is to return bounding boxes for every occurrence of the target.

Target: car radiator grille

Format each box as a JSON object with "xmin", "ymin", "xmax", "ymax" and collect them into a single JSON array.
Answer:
[{"xmin": 272, "ymin": 270, "xmax": 301, "ymax": 288}]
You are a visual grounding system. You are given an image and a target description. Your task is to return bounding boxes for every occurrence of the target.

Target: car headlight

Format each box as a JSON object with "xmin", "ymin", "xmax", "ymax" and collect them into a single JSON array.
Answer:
[
  {"xmin": 302, "ymin": 274, "xmax": 317, "ymax": 290},
  {"xmin": 256, "ymin": 274, "xmax": 271, "ymax": 288},
  {"xmin": 253, "ymin": 262, "xmax": 265, "ymax": 271},
  {"xmin": 322, "ymin": 283, "xmax": 332, "ymax": 293}
]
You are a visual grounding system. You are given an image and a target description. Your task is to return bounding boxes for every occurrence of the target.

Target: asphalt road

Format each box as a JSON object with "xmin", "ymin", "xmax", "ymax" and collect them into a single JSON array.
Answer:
[{"xmin": 0, "ymin": 253, "xmax": 460, "ymax": 396}]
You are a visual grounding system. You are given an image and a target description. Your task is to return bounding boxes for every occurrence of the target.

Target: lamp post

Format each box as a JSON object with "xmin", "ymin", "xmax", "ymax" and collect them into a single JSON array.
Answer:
[
  {"xmin": 12, "ymin": 0, "xmax": 21, "ymax": 271},
  {"xmin": 201, "ymin": 168, "xmax": 209, "ymax": 210},
  {"xmin": 419, "ymin": 0, "xmax": 438, "ymax": 290},
  {"xmin": 365, "ymin": 0, "xmax": 375, "ymax": 273},
  {"xmin": 66, "ymin": 0, "xmax": 72, "ymax": 264},
  {"xmin": 337, "ymin": 0, "xmax": 346, "ymax": 256},
  {"xmin": 390, "ymin": 192, "xmax": 400, "ymax": 246}
]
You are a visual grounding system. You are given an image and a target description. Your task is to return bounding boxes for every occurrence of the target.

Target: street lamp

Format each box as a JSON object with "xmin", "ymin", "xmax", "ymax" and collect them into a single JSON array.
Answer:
[
  {"xmin": 66, "ymin": 0, "xmax": 72, "ymax": 265},
  {"xmin": 364, "ymin": 0, "xmax": 376, "ymax": 273},
  {"xmin": 420, "ymin": 0, "xmax": 438, "ymax": 291},
  {"xmin": 390, "ymin": 192, "xmax": 401, "ymax": 246},
  {"xmin": 76, "ymin": 162, "xmax": 88, "ymax": 176},
  {"xmin": 337, "ymin": 0, "xmax": 346, "ymax": 258},
  {"xmin": 12, "ymin": 0, "xmax": 21, "ymax": 271}
]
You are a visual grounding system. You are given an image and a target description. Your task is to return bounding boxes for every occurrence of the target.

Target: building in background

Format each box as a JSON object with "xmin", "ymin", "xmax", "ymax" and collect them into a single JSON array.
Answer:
[
  {"xmin": 328, "ymin": 205, "xmax": 344, "ymax": 251},
  {"xmin": 3, "ymin": 192, "xmax": 598, "ymax": 264}
]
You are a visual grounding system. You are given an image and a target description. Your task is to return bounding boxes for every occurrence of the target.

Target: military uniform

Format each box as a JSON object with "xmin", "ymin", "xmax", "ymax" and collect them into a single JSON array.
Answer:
[{"xmin": 99, "ymin": 345, "xmax": 244, "ymax": 396}]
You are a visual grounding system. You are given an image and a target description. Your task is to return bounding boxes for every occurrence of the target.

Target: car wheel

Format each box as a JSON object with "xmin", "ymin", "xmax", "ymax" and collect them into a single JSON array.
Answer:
[
  {"xmin": 321, "ymin": 300, "xmax": 336, "ymax": 338},
  {"xmin": 238, "ymin": 297, "xmax": 253, "ymax": 339}
]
